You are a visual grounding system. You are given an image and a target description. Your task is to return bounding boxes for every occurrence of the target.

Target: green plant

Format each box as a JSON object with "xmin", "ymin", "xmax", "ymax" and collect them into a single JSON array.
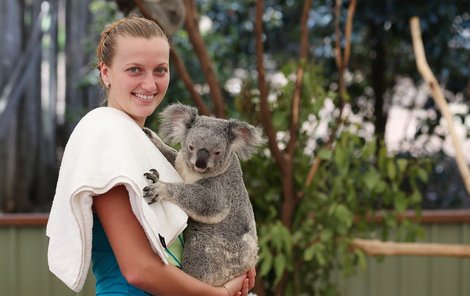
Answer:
[{"xmin": 239, "ymin": 63, "xmax": 430, "ymax": 295}]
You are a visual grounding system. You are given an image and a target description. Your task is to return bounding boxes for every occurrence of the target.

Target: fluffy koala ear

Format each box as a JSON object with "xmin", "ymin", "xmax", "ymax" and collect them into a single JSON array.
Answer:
[
  {"xmin": 159, "ymin": 103, "xmax": 198, "ymax": 144},
  {"xmin": 227, "ymin": 120, "xmax": 265, "ymax": 161}
]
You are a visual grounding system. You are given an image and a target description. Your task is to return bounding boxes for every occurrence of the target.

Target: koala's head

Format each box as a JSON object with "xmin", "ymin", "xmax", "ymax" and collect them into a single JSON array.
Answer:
[{"xmin": 159, "ymin": 103, "xmax": 265, "ymax": 175}]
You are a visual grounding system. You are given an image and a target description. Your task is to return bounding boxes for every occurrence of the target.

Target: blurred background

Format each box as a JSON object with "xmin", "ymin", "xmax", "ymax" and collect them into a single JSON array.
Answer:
[{"xmin": 0, "ymin": 0, "xmax": 469, "ymax": 295}]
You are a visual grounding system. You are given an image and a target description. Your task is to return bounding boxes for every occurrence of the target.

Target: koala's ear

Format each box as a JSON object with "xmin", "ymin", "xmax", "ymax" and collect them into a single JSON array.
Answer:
[
  {"xmin": 159, "ymin": 103, "xmax": 198, "ymax": 144},
  {"xmin": 227, "ymin": 120, "xmax": 266, "ymax": 160}
]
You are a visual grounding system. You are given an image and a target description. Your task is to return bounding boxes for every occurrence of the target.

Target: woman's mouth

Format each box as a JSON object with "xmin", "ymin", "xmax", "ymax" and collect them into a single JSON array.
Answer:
[{"xmin": 133, "ymin": 92, "xmax": 155, "ymax": 101}]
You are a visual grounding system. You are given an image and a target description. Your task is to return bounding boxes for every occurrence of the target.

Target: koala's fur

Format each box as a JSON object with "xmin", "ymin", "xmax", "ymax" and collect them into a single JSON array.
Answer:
[
  {"xmin": 115, "ymin": 0, "xmax": 186, "ymax": 35},
  {"xmin": 143, "ymin": 103, "xmax": 263, "ymax": 286}
]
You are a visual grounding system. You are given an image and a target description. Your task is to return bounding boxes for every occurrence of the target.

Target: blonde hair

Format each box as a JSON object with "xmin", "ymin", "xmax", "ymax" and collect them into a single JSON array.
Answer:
[{"xmin": 96, "ymin": 16, "xmax": 168, "ymax": 74}]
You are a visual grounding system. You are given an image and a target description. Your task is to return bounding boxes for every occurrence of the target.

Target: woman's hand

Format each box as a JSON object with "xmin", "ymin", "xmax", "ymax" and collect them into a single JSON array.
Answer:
[
  {"xmin": 246, "ymin": 268, "xmax": 256, "ymax": 291},
  {"xmin": 221, "ymin": 268, "xmax": 256, "ymax": 296}
]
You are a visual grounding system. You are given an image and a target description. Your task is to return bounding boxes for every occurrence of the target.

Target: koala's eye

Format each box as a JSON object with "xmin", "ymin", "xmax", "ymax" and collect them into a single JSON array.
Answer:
[
  {"xmin": 188, "ymin": 145, "xmax": 194, "ymax": 151},
  {"xmin": 214, "ymin": 151, "xmax": 221, "ymax": 156}
]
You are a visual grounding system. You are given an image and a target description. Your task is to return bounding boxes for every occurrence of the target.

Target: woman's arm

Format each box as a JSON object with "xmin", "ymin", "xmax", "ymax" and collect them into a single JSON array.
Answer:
[{"xmin": 94, "ymin": 185, "xmax": 247, "ymax": 296}]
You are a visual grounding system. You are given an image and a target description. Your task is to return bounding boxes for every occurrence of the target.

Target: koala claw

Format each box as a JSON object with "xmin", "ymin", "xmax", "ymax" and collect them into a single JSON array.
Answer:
[
  {"xmin": 143, "ymin": 185, "xmax": 161, "ymax": 204},
  {"xmin": 144, "ymin": 169, "xmax": 160, "ymax": 183},
  {"xmin": 146, "ymin": 196, "xmax": 158, "ymax": 205},
  {"xmin": 142, "ymin": 127, "xmax": 152, "ymax": 138}
]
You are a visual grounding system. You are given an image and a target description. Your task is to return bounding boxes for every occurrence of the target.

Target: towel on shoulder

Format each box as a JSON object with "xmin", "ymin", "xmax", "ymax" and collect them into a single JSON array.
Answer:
[{"xmin": 46, "ymin": 107, "xmax": 187, "ymax": 292}]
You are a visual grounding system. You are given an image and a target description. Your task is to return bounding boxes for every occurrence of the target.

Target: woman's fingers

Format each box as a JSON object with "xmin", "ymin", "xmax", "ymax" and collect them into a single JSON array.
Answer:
[
  {"xmin": 224, "ymin": 274, "xmax": 246, "ymax": 295},
  {"xmin": 224, "ymin": 268, "xmax": 257, "ymax": 296},
  {"xmin": 247, "ymin": 268, "xmax": 256, "ymax": 290}
]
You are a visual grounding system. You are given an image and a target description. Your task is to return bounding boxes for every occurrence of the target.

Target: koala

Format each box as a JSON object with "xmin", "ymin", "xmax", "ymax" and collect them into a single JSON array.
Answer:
[
  {"xmin": 142, "ymin": 103, "xmax": 264, "ymax": 286},
  {"xmin": 115, "ymin": 0, "xmax": 186, "ymax": 35}
]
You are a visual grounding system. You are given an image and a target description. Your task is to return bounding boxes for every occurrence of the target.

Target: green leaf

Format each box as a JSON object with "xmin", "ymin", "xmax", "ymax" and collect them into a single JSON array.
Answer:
[
  {"xmin": 304, "ymin": 245, "xmax": 315, "ymax": 261},
  {"xmin": 375, "ymin": 180, "xmax": 388, "ymax": 194},
  {"xmin": 320, "ymin": 229, "xmax": 333, "ymax": 242},
  {"xmin": 258, "ymin": 250, "xmax": 272, "ymax": 276},
  {"xmin": 315, "ymin": 246, "xmax": 326, "ymax": 266},
  {"xmin": 355, "ymin": 250, "xmax": 367, "ymax": 270},
  {"xmin": 364, "ymin": 170, "xmax": 380, "ymax": 190},
  {"xmin": 411, "ymin": 190, "xmax": 422, "ymax": 203},
  {"xmin": 334, "ymin": 146, "xmax": 347, "ymax": 167},
  {"xmin": 335, "ymin": 204, "xmax": 352, "ymax": 225},
  {"xmin": 394, "ymin": 193, "xmax": 407, "ymax": 213},
  {"xmin": 274, "ymin": 254, "xmax": 286, "ymax": 284},
  {"xmin": 417, "ymin": 167, "xmax": 429, "ymax": 182},
  {"xmin": 318, "ymin": 148, "xmax": 333, "ymax": 160},
  {"xmin": 397, "ymin": 158, "xmax": 408, "ymax": 174},
  {"xmin": 387, "ymin": 160, "xmax": 397, "ymax": 180}
]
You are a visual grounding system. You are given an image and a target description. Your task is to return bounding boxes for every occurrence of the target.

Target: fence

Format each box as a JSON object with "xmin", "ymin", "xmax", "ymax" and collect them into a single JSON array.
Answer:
[{"xmin": 1, "ymin": 211, "xmax": 469, "ymax": 296}]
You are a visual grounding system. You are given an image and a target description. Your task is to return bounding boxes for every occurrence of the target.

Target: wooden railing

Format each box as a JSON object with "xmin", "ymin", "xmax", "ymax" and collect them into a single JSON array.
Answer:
[
  {"xmin": 2, "ymin": 209, "xmax": 469, "ymax": 226},
  {"xmin": 1, "ymin": 211, "xmax": 469, "ymax": 296}
]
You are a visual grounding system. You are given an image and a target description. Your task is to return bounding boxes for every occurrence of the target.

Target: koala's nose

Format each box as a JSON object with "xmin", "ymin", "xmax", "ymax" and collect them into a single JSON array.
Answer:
[{"xmin": 195, "ymin": 149, "xmax": 209, "ymax": 169}]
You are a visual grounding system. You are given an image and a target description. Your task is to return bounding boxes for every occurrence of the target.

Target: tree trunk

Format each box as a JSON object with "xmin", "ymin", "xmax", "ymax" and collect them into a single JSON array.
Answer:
[
  {"xmin": 370, "ymin": 24, "xmax": 387, "ymax": 146},
  {"xmin": 65, "ymin": 0, "xmax": 95, "ymax": 134},
  {"xmin": 36, "ymin": 0, "xmax": 60, "ymax": 209},
  {"xmin": 0, "ymin": 0, "xmax": 27, "ymax": 212}
]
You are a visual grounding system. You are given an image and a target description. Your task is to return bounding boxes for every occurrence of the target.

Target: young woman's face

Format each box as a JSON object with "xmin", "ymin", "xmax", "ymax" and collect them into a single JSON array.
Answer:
[{"xmin": 101, "ymin": 36, "xmax": 170, "ymax": 127}]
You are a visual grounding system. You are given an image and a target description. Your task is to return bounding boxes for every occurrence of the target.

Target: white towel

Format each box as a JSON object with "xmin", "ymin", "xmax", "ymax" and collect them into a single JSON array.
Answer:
[{"xmin": 46, "ymin": 107, "xmax": 187, "ymax": 292}]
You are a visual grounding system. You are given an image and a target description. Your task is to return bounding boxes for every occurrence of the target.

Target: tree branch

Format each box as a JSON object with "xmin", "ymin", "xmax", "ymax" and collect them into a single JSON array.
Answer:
[
  {"xmin": 255, "ymin": 0, "xmax": 286, "ymax": 171},
  {"xmin": 183, "ymin": 0, "xmax": 226, "ymax": 118},
  {"xmin": 334, "ymin": 0, "xmax": 342, "ymax": 73},
  {"xmin": 343, "ymin": 0, "xmax": 356, "ymax": 67},
  {"xmin": 351, "ymin": 238, "xmax": 470, "ymax": 258},
  {"xmin": 334, "ymin": 0, "xmax": 356, "ymax": 101},
  {"xmin": 170, "ymin": 49, "xmax": 210, "ymax": 115},
  {"xmin": 286, "ymin": 0, "xmax": 312, "ymax": 156},
  {"xmin": 410, "ymin": 17, "xmax": 470, "ymax": 195},
  {"xmin": 301, "ymin": 0, "xmax": 356, "ymax": 195}
]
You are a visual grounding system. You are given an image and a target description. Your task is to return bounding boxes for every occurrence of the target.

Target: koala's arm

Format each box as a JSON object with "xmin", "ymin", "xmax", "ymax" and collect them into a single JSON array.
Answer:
[
  {"xmin": 169, "ymin": 181, "xmax": 230, "ymax": 224},
  {"xmin": 145, "ymin": 178, "xmax": 230, "ymax": 224},
  {"xmin": 142, "ymin": 127, "xmax": 177, "ymax": 166}
]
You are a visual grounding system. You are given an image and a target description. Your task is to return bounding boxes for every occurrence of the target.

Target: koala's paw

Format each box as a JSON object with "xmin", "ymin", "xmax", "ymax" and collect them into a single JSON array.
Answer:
[
  {"xmin": 143, "ymin": 182, "xmax": 167, "ymax": 205},
  {"xmin": 142, "ymin": 127, "xmax": 154, "ymax": 139},
  {"xmin": 144, "ymin": 169, "xmax": 160, "ymax": 183}
]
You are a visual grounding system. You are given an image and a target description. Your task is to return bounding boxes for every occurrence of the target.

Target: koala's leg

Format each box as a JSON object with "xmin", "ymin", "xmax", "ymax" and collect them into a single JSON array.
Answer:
[
  {"xmin": 142, "ymin": 127, "xmax": 177, "ymax": 166},
  {"xmin": 183, "ymin": 230, "xmax": 242, "ymax": 286}
]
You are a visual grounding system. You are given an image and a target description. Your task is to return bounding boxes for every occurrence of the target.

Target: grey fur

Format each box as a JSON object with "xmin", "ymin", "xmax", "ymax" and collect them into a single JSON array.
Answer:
[
  {"xmin": 143, "ymin": 103, "xmax": 264, "ymax": 286},
  {"xmin": 129, "ymin": 0, "xmax": 186, "ymax": 35}
]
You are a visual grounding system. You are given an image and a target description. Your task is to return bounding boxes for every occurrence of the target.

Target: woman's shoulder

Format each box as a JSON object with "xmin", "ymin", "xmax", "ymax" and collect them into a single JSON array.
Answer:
[
  {"xmin": 73, "ymin": 107, "xmax": 141, "ymax": 138},
  {"xmin": 80, "ymin": 107, "xmax": 136, "ymax": 128},
  {"xmin": 63, "ymin": 107, "xmax": 147, "ymax": 158}
]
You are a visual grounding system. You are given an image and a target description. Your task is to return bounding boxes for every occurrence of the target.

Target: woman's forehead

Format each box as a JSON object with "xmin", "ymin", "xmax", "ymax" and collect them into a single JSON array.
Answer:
[{"xmin": 114, "ymin": 36, "xmax": 169, "ymax": 64}]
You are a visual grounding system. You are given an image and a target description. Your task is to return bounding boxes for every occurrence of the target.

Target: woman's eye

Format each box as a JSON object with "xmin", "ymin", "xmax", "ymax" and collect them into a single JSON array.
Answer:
[
  {"xmin": 155, "ymin": 67, "xmax": 168, "ymax": 75},
  {"xmin": 128, "ymin": 67, "xmax": 140, "ymax": 73}
]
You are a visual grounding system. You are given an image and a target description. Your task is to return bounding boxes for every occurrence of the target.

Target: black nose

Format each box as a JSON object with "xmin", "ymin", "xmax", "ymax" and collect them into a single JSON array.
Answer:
[{"xmin": 195, "ymin": 149, "xmax": 209, "ymax": 169}]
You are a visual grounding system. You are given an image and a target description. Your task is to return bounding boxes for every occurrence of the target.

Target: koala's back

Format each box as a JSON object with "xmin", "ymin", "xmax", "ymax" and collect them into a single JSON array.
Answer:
[{"xmin": 181, "ymin": 158, "xmax": 258, "ymax": 286}]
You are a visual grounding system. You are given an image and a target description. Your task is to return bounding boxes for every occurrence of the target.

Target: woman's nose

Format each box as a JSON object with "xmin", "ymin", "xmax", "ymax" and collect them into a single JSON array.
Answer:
[{"xmin": 142, "ymin": 73, "xmax": 157, "ymax": 92}]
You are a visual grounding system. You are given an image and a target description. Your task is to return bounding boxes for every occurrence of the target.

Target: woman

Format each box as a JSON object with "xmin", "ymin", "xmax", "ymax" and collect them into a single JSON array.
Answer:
[{"xmin": 47, "ymin": 16, "xmax": 255, "ymax": 296}]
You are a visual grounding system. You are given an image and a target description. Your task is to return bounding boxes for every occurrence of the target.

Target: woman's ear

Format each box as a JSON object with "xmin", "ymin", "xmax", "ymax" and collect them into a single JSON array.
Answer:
[{"xmin": 100, "ymin": 63, "xmax": 110, "ymax": 86}]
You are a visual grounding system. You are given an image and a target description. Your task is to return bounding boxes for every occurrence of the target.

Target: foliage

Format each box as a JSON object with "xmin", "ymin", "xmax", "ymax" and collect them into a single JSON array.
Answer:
[{"xmin": 238, "ymin": 61, "xmax": 430, "ymax": 294}]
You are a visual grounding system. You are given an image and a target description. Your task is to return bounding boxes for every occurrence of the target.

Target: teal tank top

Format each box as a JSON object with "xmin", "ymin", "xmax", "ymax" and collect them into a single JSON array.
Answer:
[{"xmin": 92, "ymin": 215, "xmax": 184, "ymax": 295}]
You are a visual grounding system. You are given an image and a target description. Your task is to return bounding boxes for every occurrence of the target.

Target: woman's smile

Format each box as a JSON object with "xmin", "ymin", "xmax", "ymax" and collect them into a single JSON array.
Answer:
[{"xmin": 133, "ymin": 92, "xmax": 156, "ymax": 101}]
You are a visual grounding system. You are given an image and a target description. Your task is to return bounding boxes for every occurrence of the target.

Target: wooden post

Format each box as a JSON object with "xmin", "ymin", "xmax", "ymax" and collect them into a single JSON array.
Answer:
[{"xmin": 410, "ymin": 16, "xmax": 470, "ymax": 195}]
